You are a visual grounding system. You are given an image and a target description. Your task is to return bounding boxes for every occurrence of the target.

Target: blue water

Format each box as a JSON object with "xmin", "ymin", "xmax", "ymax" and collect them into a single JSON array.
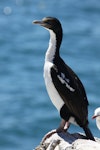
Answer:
[{"xmin": 0, "ymin": 0, "xmax": 100, "ymax": 149}]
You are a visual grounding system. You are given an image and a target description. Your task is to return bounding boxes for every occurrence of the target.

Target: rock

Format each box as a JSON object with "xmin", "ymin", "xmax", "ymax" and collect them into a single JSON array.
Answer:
[{"xmin": 35, "ymin": 130, "xmax": 100, "ymax": 150}]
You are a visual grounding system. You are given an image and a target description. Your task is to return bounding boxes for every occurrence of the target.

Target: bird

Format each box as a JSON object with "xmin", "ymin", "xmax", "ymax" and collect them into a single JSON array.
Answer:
[
  {"xmin": 92, "ymin": 107, "xmax": 100, "ymax": 130},
  {"xmin": 33, "ymin": 17, "xmax": 95, "ymax": 141}
]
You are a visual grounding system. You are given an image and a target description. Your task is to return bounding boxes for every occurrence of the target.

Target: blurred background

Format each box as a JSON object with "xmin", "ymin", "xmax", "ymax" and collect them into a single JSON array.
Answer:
[{"xmin": 0, "ymin": 0, "xmax": 100, "ymax": 149}]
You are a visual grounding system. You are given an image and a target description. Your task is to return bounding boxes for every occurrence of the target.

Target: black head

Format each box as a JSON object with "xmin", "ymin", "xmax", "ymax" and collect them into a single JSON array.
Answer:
[{"xmin": 33, "ymin": 17, "xmax": 63, "ymax": 35}]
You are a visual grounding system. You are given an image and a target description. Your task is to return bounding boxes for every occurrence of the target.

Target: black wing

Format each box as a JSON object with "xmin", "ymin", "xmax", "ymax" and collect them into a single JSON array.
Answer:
[{"xmin": 51, "ymin": 58, "xmax": 88, "ymax": 124}]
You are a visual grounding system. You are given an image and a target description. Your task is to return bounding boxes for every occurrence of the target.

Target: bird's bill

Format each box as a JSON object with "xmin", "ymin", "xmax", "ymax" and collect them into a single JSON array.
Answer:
[
  {"xmin": 33, "ymin": 20, "xmax": 47, "ymax": 27},
  {"xmin": 92, "ymin": 115, "xmax": 96, "ymax": 119},
  {"xmin": 33, "ymin": 19, "xmax": 50, "ymax": 29},
  {"xmin": 92, "ymin": 115, "xmax": 99, "ymax": 119},
  {"xmin": 33, "ymin": 20, "xmax": 43, "ymax": 25}
]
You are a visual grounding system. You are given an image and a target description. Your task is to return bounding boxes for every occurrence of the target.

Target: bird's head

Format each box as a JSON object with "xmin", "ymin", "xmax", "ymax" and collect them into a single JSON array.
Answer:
[
  {"xmin": 92, "ymin": 107, "xmax": 100, "ymax": 130},
  {"xmin": 92, "ymin": 107, "xmax": 100, "ymax": 119},
  {"xmin": 33, "ymin": 17, "xmax": 62, "ymax": 35}
]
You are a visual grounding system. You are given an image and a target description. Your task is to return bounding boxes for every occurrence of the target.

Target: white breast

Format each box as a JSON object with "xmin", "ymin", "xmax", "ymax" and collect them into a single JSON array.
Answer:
[{"xmin": 44, "ymin": 61, "xmax": 64, "ymax": 112}]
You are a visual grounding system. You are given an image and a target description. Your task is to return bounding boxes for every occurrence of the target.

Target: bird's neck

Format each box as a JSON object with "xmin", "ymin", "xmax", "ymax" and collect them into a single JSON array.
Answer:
[{"xmin": 45, "ymin": 30, "xmax": 61, "ymax": 63}]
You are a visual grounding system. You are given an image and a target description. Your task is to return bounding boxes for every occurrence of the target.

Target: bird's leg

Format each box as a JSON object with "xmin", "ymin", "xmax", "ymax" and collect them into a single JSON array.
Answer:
[
  {"xmin": 41, "ymin": 119, "xmax": 70, "ymax": 144},
  {"xmin": 64, "ymin": 120, "xmax": 70, "ymax": 130},
  {"xmin": 57, "ymin": 119, "xmax": 70, "ymax": 132}
]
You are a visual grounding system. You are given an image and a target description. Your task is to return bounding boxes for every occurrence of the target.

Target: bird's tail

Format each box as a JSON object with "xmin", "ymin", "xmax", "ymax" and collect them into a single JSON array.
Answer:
[{"xmin": 83, "ymin": 126, "xmax": 95, "ymax": 141}]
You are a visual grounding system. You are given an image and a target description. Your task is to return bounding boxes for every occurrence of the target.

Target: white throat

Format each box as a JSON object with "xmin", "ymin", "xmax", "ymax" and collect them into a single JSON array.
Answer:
[
  {"xmin": 45, "ymin": 30, "xmax": 57, "ymax": 62},
  {"xmin": 44, "ymin": 29, "xmax": 64, "ymax": 111}
]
